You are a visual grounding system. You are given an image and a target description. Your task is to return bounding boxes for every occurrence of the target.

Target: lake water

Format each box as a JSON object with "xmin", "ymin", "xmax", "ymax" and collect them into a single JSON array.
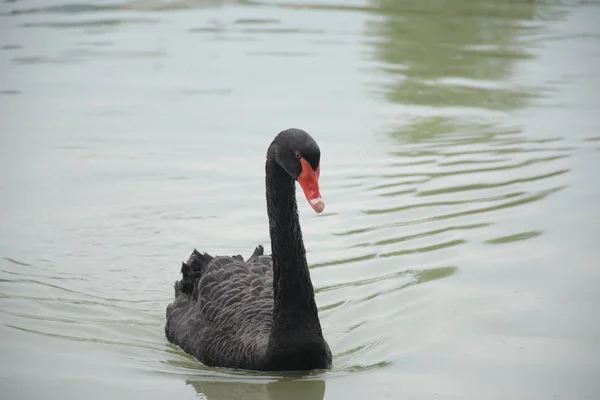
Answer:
[{"xmin": 1, "ymin": 0, "xmax": 599, "ymax": 398}]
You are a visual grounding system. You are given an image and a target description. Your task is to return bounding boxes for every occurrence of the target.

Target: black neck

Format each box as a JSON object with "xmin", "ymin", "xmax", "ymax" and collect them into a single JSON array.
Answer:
[{"xmin": 265, "ymin": 157, "xmax": 322, "ymax": 340}]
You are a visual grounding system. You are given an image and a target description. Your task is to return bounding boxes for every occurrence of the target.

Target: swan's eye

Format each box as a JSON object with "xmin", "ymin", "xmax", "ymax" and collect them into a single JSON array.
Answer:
[{"xmin": 295, "ymin": 152, "xmax": 301, "ymax": 159}]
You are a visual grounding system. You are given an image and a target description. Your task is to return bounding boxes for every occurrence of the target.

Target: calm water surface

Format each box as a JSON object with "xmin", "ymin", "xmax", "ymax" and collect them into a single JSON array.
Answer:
[{"xmin": 1, "ymin": 0, "xmax": 599, "ymax": 398}]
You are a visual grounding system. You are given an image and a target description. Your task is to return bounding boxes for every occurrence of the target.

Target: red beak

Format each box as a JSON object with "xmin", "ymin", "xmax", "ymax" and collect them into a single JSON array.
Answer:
[{"xmin": 297, "ymin": 158, "xmax": 325, "ymax": 213}]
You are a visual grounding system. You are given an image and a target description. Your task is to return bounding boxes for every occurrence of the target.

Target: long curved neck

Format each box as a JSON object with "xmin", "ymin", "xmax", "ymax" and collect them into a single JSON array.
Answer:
[{"xmin": 265, "ymin": 157, "xmax": 322, "ymax": 340}]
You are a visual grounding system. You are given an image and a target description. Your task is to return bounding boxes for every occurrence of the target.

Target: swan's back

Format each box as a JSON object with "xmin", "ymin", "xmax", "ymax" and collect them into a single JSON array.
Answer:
[{"xmin": 165, "ymin": 246, "xmax": 275, "ymax": 369}]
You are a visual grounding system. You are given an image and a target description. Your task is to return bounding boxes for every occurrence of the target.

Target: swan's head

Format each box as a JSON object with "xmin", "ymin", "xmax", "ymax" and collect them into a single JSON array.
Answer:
[{"xmin": 271, "ymin": 128, "xmax": 325, "ymax": 214}]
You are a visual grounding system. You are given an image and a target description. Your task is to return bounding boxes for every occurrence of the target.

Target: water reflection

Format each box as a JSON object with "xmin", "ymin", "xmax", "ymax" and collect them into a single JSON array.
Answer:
[
  {"xmin": 186, "ymin": 378, "xmax": 325, "ymax": 400},
  {"xmin": 343, "ymin": 0, "xmax": 574, "ymax": 255},
  {"xmin": 367, "ymin": 0, "xmax": 538, "ymax": 110}
]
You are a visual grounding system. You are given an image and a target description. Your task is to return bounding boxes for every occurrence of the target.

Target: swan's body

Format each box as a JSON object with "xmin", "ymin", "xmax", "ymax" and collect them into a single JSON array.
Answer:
[{"xmin": 165, "ymin": 129, "xmax": 332, "ymax": 371}]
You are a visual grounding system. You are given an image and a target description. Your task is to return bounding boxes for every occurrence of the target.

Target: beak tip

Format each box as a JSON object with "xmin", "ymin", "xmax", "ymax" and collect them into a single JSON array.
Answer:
[{"xmin": 310, "ymin": 197, "xmax": 325, "ymax": 214}]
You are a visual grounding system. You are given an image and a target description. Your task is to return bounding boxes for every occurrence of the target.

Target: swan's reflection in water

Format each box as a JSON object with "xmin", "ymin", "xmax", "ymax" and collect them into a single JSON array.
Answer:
[{"xmin": 186, "ymin": 378, "xmax": 326, "ymax": 400}]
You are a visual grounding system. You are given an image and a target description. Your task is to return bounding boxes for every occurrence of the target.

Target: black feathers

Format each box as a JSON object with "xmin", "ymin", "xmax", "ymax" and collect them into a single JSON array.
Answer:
[
  {"xmin": 165, "ymin": 246, "xmax": 276, "ymax": 370},
  {"xmin": 179, "ymin": 249, "xmax": 213, "ymax": 296},
  {"xmin": 164, "ymin": 129, "xmax": 331, "ymax": 371}
]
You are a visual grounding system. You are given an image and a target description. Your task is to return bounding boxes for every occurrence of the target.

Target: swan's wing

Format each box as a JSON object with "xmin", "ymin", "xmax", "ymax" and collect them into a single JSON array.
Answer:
[{"xmin": 165, "ymin": 245, "xmax": 274, "ymax": 369}]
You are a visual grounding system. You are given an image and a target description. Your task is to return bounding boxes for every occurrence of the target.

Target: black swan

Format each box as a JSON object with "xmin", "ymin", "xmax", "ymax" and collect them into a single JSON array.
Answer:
[{"xmin": 165, "ymin": 129, "xmax": 332, "ymax": 371}]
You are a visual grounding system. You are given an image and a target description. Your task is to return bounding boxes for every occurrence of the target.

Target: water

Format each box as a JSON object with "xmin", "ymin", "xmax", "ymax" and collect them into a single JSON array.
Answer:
[{"xmin": 1, "ymin": 0, "xmax": 599, "ymax": 398}]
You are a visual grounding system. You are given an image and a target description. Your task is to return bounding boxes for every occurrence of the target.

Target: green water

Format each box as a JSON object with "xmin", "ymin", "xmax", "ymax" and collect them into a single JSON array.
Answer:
[{"xmin": 1, "ymin": 0, "xmax": 599, "ymax": 398}]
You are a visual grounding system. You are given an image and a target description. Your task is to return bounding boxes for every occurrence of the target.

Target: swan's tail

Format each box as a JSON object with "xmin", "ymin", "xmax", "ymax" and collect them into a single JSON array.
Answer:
[{"xmin": 177, "ymin": 249, "xmax": 213, "ymax": 296}]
